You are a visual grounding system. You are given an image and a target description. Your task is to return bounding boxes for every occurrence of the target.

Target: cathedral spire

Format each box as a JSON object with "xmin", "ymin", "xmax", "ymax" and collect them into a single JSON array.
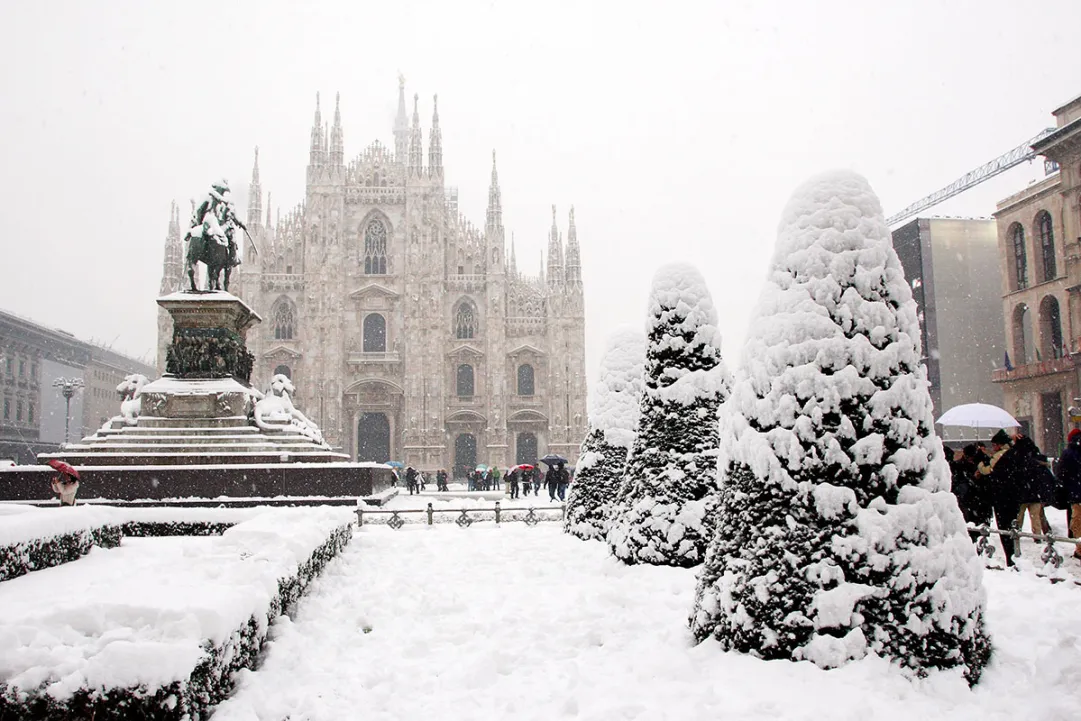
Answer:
[
  {"xmin": 509, "ymin": 232, "xmax": 517, "ymax": 277},
  {"xmin": 330, "ymin": 92, "xmax": 344, "ymax": 166},
  {"xmin": 265, "ymin": 191, "xmax": 272, "ymax": 234},
  {"xmin": 408, "ymin": 92, "xmax": 424, "ymax": 177},
  {"xmin": 309, "ymin": 93, "xmax": 324, "ymax": 167},
  {"xmin": 565, "ymin": 205, "xmax": 581, "ymax": 286},
  {"xmin": 428, "ymin": 94, "xmax": 443, "ymax": 179},
  {"xmin": 394, "ymin": 73, "xmax": 409, "ymax": 163},
  {"xmin": 486, "ymin": 150, "xmax": 502, "ymax": 234},
  {"xmin": 160, "ymin": 200, "xmax": 183, "ymax": 295},
  {"xmin": 547, "ymin": 204, "xmax": 563, "ymax": 286},
  {"xmin": 247, "ymin": 146, "xmax": 262, "ymax": 230}
]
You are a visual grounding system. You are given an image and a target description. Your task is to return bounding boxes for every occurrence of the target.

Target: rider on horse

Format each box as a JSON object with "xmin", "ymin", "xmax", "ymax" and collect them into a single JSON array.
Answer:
[{"xmin": 185, "ymin": 180, "xmax": 247, "ymax": 291}]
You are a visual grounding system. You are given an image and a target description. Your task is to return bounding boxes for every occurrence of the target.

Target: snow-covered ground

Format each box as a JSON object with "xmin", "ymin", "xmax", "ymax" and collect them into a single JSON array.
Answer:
[{"xmin": 213, "ymin": 525, "xmax": 1081, "ymax": 721}]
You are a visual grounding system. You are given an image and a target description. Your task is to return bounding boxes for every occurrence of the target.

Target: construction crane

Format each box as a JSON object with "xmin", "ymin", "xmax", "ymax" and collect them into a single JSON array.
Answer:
[{"xmin": 886, "ymin": 127, "xmax": 1059, "ymax": 227}]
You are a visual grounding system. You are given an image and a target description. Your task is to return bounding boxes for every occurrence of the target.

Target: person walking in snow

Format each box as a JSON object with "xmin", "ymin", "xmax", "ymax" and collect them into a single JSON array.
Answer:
[
  {"xmin": 1055, "ymin": 429, "xmax": 1081, "ymax": 557},
  {"xmin": 436, "ymin": 468, "xmax": 448, "ymax": 492},
  {"xmin": 509, "ymin": 468, "xmax": 520, "ymax": 499},
  {"xmin": 532, "ymin": 467, "xmax": 541, "ymax": 497},
  {"xmin": 978, "ymin": 429, "xmax": 1022, "ymax": 565},
  {"xmin": 405, "ymin": 466, "xmax": 419, "ymax": 496},
  {"xmin": 1011, "ymin": 434, "xmax": 1054, "ymax": 538}
]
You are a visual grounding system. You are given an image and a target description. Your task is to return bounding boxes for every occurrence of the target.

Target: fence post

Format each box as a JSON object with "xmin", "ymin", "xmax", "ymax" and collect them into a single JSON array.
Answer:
[
  {"xmin": 427, "ymin": 503, "xmax": 433, "ymax": 526},
  {"xmin": 356, "ymin": 507, "xmax": 364, "ymax": 527},
  {"xmin": 495, "ymin": 500, "xmax": 501, "ymax": 525}
]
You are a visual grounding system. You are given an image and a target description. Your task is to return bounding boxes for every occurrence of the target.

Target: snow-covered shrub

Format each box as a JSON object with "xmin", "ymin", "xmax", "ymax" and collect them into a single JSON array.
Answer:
[
  {"xmin": 0, "ymin": 510, "xmax": 353, "ymax": 720},
  {"xmin": 689, "ymin": 170, "xmax": 991, "ymax": 683},
  {"xmin": 564, "ymin": 327, "xmax": 646, "ymax": 540},
  {"xmin": 607, "ymin": 264, "xmax": 730, "ymax": 566},
  {"xmin": 0, "ymin": 507, "xmax": 121, "ymax": 582}
]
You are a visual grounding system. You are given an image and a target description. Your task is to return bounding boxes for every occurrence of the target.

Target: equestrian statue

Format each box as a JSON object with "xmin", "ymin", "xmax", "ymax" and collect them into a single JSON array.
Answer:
[{"xmin": 184, "ymin": 179, "xmax": 258, "ymax": 292}]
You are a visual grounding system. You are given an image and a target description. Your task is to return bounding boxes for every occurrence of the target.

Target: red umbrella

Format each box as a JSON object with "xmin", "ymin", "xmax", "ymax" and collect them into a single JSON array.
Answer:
[
  {"xmin": 511, "ymin": 464, "xmax": 535, "ymax": 471},
  {"xmin": 47, "ymin": 459, "xmax": 80, "ymax": 480}
]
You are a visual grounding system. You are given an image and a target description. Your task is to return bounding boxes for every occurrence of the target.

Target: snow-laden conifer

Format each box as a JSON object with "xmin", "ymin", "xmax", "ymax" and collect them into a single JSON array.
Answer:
[
  {"xmin": 689, "ymin": 170, "xmax": 990, "ymax": 683},
  {"xmin": 606, "ymin": 264, "xmax": 730, "ymax": 566},
  {"xmin": 564, "ymin": 327, "xmax": 646, "ymax": 540}
]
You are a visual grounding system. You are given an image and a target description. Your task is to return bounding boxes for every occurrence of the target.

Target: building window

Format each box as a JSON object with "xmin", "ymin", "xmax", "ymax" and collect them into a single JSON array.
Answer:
[
  {"xmin": 1012, "ymin": 303, "xmax": 1034, "ymax": 365},
  {"xmin": 3, "ymin": 398, "xmax": 9, "ymax": 420},
  {"xmin": 4, "ymin": 357, "xmax": 11, "ymax": 376},
  {"xmin": 16, "ymin": 400, "xmax": 22, "ymax": 422},
  {"xmin": 18, "ymin": 359, "xmax": 24, "ymax": 377},
  {"xmin": 1011, "ymin": 223, "xmax": 1027, "ymax": 290},
  {"xmin": 27, "ymin": 403, "xmax": 33, "ymax": 424},
  {"xmin": 1037, "ymin": 211, "xmax": 1056, "ymax": 282},
  {"xmin": 455, "ymin": 301, "xmax": 476, "ymax": 339},
  {"xmin": 517, "ymin": 364, "xmax": 535, "ymax": 396},
  {"xmin": 273, "ymin": 364, "xmax": 291, "ymax": 379},
  {"xmin": 363, "ymin": 313, "xmax": 387, "ymax": 352},
  {"xmin": 1039, "ymin": 294, "xmax": 1064, "ymax": 359},
  {"xmin": 272, "ymin": 298, "xmax": 296, "ymax": 340},
  {"xmin": 31, "ymin": 362, "xmax": 37, "ymax": 379},
  {"xmin": 363, "ymin": 218, "xmax": 388, "ymax": 275},
  {"xmin": 457, "ymin": 364, "xmax": 475, "ymax": 398}
]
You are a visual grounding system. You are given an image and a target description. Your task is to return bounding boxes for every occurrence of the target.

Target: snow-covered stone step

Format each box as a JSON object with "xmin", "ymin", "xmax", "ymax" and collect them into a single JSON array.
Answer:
[{"xmin": 50, "ymin": 450, "xmax": 349, "ymax": 466}]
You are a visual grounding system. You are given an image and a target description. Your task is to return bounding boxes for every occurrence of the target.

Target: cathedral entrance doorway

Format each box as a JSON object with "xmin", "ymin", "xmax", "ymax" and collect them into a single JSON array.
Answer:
[
  {"xmin": 454, "ymin": 433, "xmax": 477, "ymax": 479},
  {"xmin": 357, "ymin": 413, "xmax": 390, "ymax": 463},
  {"xmin": 516, "ymin": 432, "xmax": 538, "ymax": 466}
]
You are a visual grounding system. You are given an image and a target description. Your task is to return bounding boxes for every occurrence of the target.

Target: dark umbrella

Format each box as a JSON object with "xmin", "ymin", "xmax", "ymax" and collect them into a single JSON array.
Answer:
[
  {"xmin": 538, "ymin": 454, "xmax": 568, "ymax": 466},
  {"xmin": 47, "ymin": 459, "xmax": 80, "ymax": 480}
]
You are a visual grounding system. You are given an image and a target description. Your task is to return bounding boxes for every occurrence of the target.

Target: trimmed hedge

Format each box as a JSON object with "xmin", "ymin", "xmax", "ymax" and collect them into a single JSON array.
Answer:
[
  {"xmin": 0, "ymin": 520, "xmax": 353, "ymax": 721},
  {"xmin": 121, "ymin": 520, "xmax": 237, "ymax": 537},
  {"xmin": 0, "ymin": 524, "xmax": 122, "ymax": 582}
]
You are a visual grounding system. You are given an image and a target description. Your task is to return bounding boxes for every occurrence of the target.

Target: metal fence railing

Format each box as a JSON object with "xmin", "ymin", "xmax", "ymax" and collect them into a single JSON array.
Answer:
[
  {"xmin": 970, "ymin": 522, "xmax": 1080, "ymax": 569},
  {"xmin": 356, "ymin": 501, "xmax": 565, "ymax": 529}
]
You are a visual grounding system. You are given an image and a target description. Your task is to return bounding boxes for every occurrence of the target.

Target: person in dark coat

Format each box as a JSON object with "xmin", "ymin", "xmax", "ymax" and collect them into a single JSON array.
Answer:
[
  {"xmin": 978, "ymin": 429, "xmax": 1021, "ymax": 566},
  {"xmin": 948, "ymin": 443, "xmax": 991, "ymax": 537},
  {"xmin": 1012, "ymin": 435, "xmax": 1053, "ymax": 536},
  {"xmin": 509, "ymin": 468, "xmax": 520, "ymax": 499},
  {"xmin": 436, "ymin": 468, "xmax": 448, "ymax": 492},
  {"xmin": 1055, "ymin": 429, "xmax": 1081, "ymax": 555},
  {"xmin": 405, "ymin": 466, "xmax": 419, "ymax": 496}
]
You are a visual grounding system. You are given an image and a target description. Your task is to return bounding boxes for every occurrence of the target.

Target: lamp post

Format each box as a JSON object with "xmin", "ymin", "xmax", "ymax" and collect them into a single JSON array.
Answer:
[{"xmin": 52, "ymin": 377, "xmax": 85, "ymax": 447}]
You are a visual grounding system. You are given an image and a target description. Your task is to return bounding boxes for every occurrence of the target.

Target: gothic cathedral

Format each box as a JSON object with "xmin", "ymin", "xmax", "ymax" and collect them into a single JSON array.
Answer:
[{"xmin": 157, "ymin": 79, "xmax": 588, "ymax": 476}]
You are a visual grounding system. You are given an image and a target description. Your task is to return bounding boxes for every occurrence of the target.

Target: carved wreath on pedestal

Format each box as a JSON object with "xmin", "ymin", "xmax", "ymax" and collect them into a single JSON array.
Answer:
[{"xmin": 165, "ymin": 327, "xmax": 255, "ymax": 383}]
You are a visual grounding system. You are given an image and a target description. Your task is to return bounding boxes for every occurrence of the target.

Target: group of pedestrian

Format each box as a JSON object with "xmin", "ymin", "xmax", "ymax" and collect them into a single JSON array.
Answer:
[
  {"xmin": 467, "ymin": 467, "xmax": 502, "ymax": 491},
  {"xmin": 948, "ymin": 428, "xmax": 1081, "ymax": 566},
  {"xmin": 404, "ymin": 466, "xmax": 427, "ymax": 495}
]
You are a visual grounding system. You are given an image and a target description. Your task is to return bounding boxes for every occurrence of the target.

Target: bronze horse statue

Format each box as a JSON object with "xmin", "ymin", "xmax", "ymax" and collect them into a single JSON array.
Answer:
[{"xmin": 185, "ymin": 233, "xmax": 236, "ymax": 292}]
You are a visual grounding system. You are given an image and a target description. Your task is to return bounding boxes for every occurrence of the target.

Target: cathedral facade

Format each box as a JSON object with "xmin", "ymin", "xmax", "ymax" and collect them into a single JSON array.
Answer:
[{"xmin": 158, "ymin": 80, "xmax": 587, "ymax": 476}]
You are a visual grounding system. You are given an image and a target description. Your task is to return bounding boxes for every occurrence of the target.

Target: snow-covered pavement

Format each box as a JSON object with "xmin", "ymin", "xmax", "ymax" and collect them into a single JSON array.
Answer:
[{"xmin": 214, "ymin": 525, "xmax": 1080, "ymax": 721}]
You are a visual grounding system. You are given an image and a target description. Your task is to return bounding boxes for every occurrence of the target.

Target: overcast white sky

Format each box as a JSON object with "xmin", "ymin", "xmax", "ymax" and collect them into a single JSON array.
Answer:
[{"xmin": 0, "ymin": 0, "xmax": 1078, "ymax": 388}]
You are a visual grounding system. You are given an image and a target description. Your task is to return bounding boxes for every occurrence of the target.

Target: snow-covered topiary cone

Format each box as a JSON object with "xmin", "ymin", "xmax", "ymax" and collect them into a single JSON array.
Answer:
[
  {"xmin": 606, "ymin": 264, "xmax": 731, "ymax": 566},
  {"xmin": 689, "ymin": 170, "xmax": 991, "ymax": 684},
  {"xmin": 564, "ymin": 327, "xmax": 646, "ymax": 540}
]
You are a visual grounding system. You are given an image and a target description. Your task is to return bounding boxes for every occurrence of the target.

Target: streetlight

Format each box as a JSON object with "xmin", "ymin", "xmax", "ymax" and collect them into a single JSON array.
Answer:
[{"xmin": 52, "ymin": 377, "xmax": 85, "ymax": 447}]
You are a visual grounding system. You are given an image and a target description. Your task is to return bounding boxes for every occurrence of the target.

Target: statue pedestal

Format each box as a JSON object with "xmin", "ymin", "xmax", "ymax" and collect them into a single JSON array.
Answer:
[
  {"xmin": 157, "ymin": 291, "xmax": 261, "ymax": 385},
  {"xmin": 157, "ymin": 290, "xmax": 261, "ymax": 345}
]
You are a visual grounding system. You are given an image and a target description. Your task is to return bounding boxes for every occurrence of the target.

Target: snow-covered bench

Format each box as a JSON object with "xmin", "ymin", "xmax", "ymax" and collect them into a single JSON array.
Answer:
[
  {"xmin": 0, "ymin": 507, "xmax": 353, "ymax": 720},
  {"xmin": 0, "ymin": 505, "xmax": 122, "ymax": 582}
]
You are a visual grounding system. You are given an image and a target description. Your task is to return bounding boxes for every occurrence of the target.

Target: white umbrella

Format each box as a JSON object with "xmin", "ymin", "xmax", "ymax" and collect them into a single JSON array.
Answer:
[{"xmin": 936, "ymin": 403, "xmax": 1019, "ymax": 429}]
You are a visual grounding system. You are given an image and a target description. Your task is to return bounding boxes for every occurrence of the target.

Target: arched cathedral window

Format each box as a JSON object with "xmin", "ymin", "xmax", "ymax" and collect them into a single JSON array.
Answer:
[
  {"xmin": 272, "ymin": 298, "xmax": 296, "ymax": 340},
  {"xmin": 1037, "ymin": 211, "xmax": 1056, "ymax": 282},
  {"xmin": 363, "ymin": 313, "xmax": 387, "ymax": 352},
  {"xmin": 273, "ymin": 364, "xmax": 292, "ymax": 378},
  {"xmin": 454, "ymin": 301, "xmax": 476, "ymax": 340},
  {"xmin": 363, "ymin": 218, "xmax": 388, "ymax": 275}
]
